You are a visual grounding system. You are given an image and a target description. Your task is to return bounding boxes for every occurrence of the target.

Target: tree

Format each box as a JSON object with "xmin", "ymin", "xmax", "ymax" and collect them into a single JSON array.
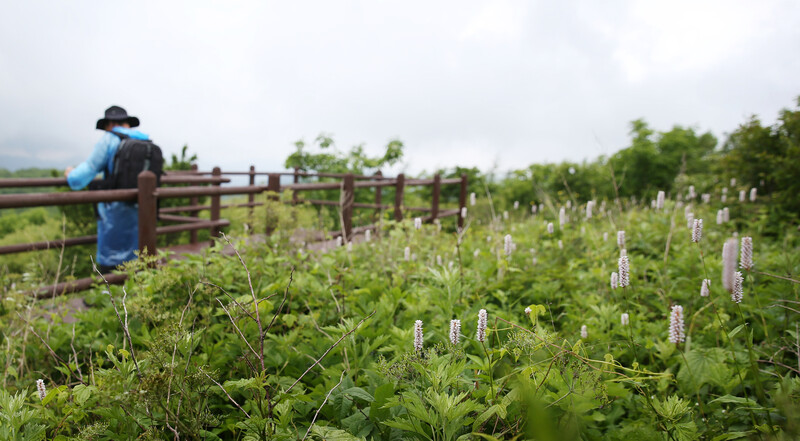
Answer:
[
  {"xmin": 284, "ymin": 134, "xmax": 403, "ymax": 175},
  {"xmin": 611, "ymin": 119, "xmax": 717, "ymax": 200},
  {"xmin": 166, "ymin": 145, "xmax": 198, "ymax": 171},
  {"xmin": 722, "ymin": 97, "xmax": 800, "ymax": 220}
]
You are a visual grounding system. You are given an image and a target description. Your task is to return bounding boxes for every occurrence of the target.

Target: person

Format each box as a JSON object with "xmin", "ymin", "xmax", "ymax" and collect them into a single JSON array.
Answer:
[{"xmin": 65, "ymin": 106, "xmax": 151, "ymax": 274}]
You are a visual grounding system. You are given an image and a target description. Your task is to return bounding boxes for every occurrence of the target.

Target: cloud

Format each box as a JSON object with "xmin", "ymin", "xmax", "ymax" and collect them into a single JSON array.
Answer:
[{"xmin": 0, "ymin": 0, "xmax": 798, "ymax": 175}]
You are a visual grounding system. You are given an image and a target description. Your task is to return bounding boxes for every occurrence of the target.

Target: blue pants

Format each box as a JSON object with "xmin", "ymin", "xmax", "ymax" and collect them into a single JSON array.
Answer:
[{"xmin": 96, "ymin": 201, "xmax": 139, "ymax": 267}]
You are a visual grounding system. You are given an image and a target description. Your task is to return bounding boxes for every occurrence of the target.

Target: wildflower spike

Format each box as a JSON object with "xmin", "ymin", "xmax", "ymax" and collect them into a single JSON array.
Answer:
[
  {"xmin": 722, "ymin": 238, "xmax": 738, "ymax": 292},
  {"xmin": 414, "ymin": 320, "xmax": 424, "ymax": 351},
  {"xmin": 36, "ymin": 379, "xmax": 47, "ymax": 401},
  {"xmin": 668, "ymin": 305, "xmax": 685, "ymax": 344},
  {"xmin": 740, "ymin": 237, "xmax": 753, "ymax": 270},
  {"xmin": 504, "ymin": 234, "xmax": 513, "ymax": 257},
  {"xmin": 476, "ymin": 309, "xmax": 488, "ymax": 342},
  {"xmin": 618, "ymin": 255, "xmax": 630, "ymax": 288},
  {"xmin": 449, "ymin": 319, "xmax": 461, "ymax": 345},
  {"xmin": 701, "ymin": 279, "xmax": 711, "ymax": 297},
  {"xmin": 692, "ymin": 219, "xmax": 703, "ymax": 243},
  {"xmin": 731, "ymin": 272, "xmax": 744, "ymax": 303}
]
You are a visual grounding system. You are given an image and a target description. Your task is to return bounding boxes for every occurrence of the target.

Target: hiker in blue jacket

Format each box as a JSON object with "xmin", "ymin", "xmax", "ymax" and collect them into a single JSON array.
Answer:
[{"xmin": 65, "ymin": 106, "xmax": 150, "ymax": 274}]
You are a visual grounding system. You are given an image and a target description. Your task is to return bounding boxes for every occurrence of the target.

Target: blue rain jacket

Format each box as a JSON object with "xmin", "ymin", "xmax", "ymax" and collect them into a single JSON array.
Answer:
[{"xmin": 67, "ymin": 127, "xmax": 151, "ymax": 267}]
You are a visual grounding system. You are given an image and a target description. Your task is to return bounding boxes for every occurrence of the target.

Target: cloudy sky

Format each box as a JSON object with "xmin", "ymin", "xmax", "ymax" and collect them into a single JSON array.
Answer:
[{"xmin": 0, "ymin": 0, "xmax": 798, "ymax": 175}]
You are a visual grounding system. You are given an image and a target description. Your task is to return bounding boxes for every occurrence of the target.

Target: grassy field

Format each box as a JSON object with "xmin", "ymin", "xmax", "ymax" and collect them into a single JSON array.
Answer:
[{"xmin": 1, "ymin": 189, "xmax": 799, "ymax": 440}]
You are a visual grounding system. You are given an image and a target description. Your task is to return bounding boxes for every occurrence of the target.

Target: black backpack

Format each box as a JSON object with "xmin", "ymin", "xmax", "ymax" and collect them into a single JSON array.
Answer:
[{"xmin": 89, "ymin": 132, "xmax": 164, "ymax": 190}]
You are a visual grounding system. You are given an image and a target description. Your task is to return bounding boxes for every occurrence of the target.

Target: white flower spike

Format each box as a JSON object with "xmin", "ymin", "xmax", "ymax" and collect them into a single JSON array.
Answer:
[
  {"xmin": 36, "ymin": 379, "xmax": 47, "ymax": 401},
  {"xmin": 722, "ymin": 238, "xmax": 738, "ymax": 292},
  {"xmin": 692, "ymin": 219, "xmax": 703, "ymax": 243},
  {"xmin": 449, "ymin": 319, "xmax": 461, "ymax": 345},
  {"xmin": 476, "ymin": 309, "xmax": 488, "ymax": 342},
  {"xmin": 414, "ymin": 320, "xmax": 424, "ymax": 351},
  {"xmin": 618, "ymin": 256, "xmax": 630, "ymax": 288},
  {"xmin": 740, "ymin": 237, "xmax": 753, "ymax": 270},
  {"xmin": 701, "ymin": 279, "xmax": 711, "ymax": 297},
  {"xmin": 669, "ymin": 305, "xmax": 685, "ymax": 344}
]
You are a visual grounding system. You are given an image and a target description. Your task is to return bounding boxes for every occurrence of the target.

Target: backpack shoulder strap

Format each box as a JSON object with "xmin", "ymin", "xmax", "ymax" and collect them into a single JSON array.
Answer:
[{"xmin": 107, "ymin": 130, "xmax": 130, "ymax": 140}]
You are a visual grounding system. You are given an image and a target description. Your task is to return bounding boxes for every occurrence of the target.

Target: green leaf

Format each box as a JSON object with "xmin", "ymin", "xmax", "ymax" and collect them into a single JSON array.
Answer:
[
  {"xmin": 283, "ymin": 314, "xmax": 297, "ymax": 327},
  {"xmin": 472, "ymin": 433, "xmax": 503, "ymax": 441},
  {"xmin": 728, "ymin": 324, "xmax": 745, "ymax": 339},
  {"xmin": 369, "ymin": 383, "xmax": 394, "ymax": 422},
  {"xmin": 72, "ymin": 384, "xmax": 97, "ymax": 406},
  {"xmin": 41, "ymin": 385, "xmax": 67, "ymax": 406},
  {"xmin": 677, "ymin": 347, "xmax": 731, "ymax": 391},
  {"xmin": 709, "ymin": 395, "xmax": 759, "ymax": 406},
  {"xmin": 343, "ymin": 387, "xmax": 374, "ymax": 403},
  {"xmin": 671, "ymin": 420, "xmax": 698, "ymax": 441},
  {"xmin": 473, "ymin": 404, "xmax": 501, "ymax": 431},
  {"xmin": 711, "ymin": 432, "xmax": 752, "ymax": 441}
]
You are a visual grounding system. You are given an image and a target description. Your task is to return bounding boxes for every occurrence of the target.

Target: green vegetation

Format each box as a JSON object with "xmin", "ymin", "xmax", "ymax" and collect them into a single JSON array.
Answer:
[
  {"xmin": 2, "ymin": 188, "xmax": 799, "ymax": 439},
  {"xmin": 0, "ymin": 98, "xmax": 799, "ymax": 439},
  {"xmin": 0, "ymin": 168, "xmax": 60, "ymax": 196}
]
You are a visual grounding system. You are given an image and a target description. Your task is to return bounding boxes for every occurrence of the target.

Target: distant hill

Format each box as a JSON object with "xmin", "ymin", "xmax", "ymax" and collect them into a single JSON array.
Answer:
[
  {"xmin": 0, "ymin": 167, "xmax": 59, "ymax": 178},
  {"xmin": 0, "ymin": 167, "xmax": 62, "ymax": 195}
]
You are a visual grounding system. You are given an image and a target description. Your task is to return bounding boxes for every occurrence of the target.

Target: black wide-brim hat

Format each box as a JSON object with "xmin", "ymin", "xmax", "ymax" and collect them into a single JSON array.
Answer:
[{"xmin": 96, "ymin": 105, "xmax": 140, "ymax": 130}]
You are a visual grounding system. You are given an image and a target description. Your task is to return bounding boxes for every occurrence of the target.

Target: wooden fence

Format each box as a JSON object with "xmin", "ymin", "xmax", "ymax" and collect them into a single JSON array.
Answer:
[{"xmin": 0, "ymin": 166, "xmax": 467, "ymax": 296}]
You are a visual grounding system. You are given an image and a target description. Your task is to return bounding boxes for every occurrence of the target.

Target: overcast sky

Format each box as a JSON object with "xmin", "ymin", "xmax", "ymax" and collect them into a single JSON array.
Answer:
[{"xmin": 1, "ymin": 0, "xmax": 798, "ymax": 175}]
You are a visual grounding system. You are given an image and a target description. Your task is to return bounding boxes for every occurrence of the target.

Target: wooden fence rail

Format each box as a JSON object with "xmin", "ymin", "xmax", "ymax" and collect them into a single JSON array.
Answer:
[{"xmin": 1, "ymin": 166, "xmax": 467, "ymax": 295}]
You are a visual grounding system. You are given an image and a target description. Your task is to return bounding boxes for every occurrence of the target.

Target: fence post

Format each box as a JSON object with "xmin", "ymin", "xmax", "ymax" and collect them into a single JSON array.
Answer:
[
  {"xmin": 189, "ymin": 163, "xmax": 199, "ymax": 244},
  {"xmin": 292, "ymin": 166, "xmax": 300, "ymax": 205},
  {"xmin": 431, "ymin": 173, "xmax": 441, "ymax": 222},
  {"xmin": 266, "ymin": 173, "xmax": 281, "ymax": 236},
  {"xmin": 342, "ymin": 173, "xmax": 354, "ymax": 243},
  {"xmin": 137, "ymin": 170, "xmax": 158, "ymax": 257},
  {"xmin": 248, "ymin": 165, "xmax": 255, "ymax": 232},
  {"xmin": 210, "ymin": 167, "xmax": 221, "ymax": 238},
  {"xmin": 373, "ymin": 170, "xmax": 383, "ymax": 220},
  {"xmin": 394, "ymin": 173, "xmax": 405, "ymax": 222},
  {"xmin": 458, "ymin": 173, "xmax": 468, "ymax": 229}
]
